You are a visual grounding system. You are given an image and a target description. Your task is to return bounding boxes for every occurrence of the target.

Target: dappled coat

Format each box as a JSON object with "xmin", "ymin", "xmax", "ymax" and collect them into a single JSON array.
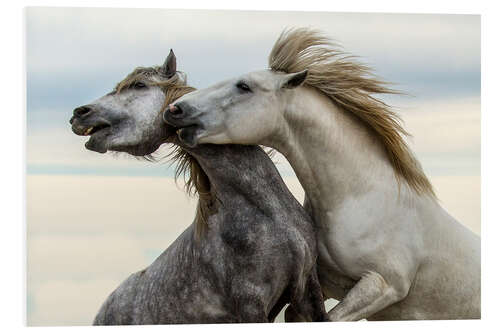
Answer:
[{"xmin": 93, "ymin": 144, "xmax": 327, "ymax": 324}]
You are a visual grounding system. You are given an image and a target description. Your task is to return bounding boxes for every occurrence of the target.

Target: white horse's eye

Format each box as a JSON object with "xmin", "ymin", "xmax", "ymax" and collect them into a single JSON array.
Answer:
[{"xmin": 236, "ymin": 82, "xmax": 252, "ymax": 93}]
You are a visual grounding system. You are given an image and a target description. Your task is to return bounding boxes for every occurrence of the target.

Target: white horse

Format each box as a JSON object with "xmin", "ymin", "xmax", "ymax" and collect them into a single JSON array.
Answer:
[{"xmin": 163, "ymin": 28, "xmax": 481, "ymax": 320}]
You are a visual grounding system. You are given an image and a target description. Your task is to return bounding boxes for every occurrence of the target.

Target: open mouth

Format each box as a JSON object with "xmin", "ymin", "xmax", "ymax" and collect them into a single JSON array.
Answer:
[
  {"xmin": 83, "ymin": 123, "xmax": 111, "ymax": 136},
  {"xmin": 82, "ymin": 123, "xmax": 112, "ymax": 154},
  {"xmin": 70, "ymin": 115, "xmax": 113, "ymax": 153},
  {"xmin": 71, "ymin": 121, "xmax": 111, "ymax": 137}
]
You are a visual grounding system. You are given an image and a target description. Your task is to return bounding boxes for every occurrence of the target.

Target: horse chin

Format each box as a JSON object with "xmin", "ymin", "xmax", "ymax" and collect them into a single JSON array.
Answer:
[
  {"xmin": 85, "ymin": 137, "xmax": 108, "ymax": 153},
  {"xmin": 84, "ymin": 129, "xmax": 113, "ymax": 153},
  {"xmin": 177, "ymin": 125, "xmax": 201, "ymax": 148}
]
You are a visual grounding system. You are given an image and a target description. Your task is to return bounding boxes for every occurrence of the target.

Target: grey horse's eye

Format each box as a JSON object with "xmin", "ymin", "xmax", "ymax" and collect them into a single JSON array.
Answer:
[
  {"xmin": 236, "ymin": 81, "xmax": 252, "ymax": 93},
  {"xmin": 132, "ymin": 81, "xmax": 147, "ymax": 89}
]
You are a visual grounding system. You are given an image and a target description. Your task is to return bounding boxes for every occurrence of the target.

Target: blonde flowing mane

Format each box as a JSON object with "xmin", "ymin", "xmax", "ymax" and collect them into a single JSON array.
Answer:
[
  {"xmin": 116, "ymin": 66, "xmax": 277, "ymax": 238},
  {"xmin": 116, "ymin": 68, "xmax": 212, "ymax": 238},
  {"xmin": 268, "ymin": 28, "xmax": 435, "ymax": 197}
]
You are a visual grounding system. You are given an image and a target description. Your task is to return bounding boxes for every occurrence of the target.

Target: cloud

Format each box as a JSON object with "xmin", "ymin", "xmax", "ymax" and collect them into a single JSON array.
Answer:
[
  {"xmin": 26, "ymin": 174, "xmax": 306, "ymax": 325},
  {"xmin": 26, "ymin": 8, "xmax": 480, "ymax": 74},
  {"xmin": 27, "ymin": 175, "xmax": 198, "ymax": 325},
  {"xmin": 431, "ymin": 175, "xmax": 480, "ymax": 234},
  {"xmin": 399, "ymin": 97, "xmax": 481, "ymax": 176},
  {"xmin": 28, "ymin": 233, "xmax": 165, "ymax": 284},
  {"xmin": 27, "ymin": 175, "xmax": 198, "ymax": 235},
  {"xmin": 401, "ymin": 97, "xmax": 480, "ymax": 154},
  {"xmin": 26, "ymin": 8, "xmax": 479, "ymax": 108},
  {"xmin": 28, "ymin": 278, "xmax": 120, "ymax": 326},
  {"xmin": 26, "ymin": 173, "xmax": 479, "ymax": 325}
]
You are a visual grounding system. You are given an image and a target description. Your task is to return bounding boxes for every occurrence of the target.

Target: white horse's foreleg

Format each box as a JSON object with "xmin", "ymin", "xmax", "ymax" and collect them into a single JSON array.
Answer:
[{"xmin": 328, "ymin": 271, "xmax": 410, "ymax": 321}]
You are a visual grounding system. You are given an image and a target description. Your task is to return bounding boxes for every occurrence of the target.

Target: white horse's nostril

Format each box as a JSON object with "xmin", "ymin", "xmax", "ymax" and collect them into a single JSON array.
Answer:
[
  {"xmin": 168, "ymin": 104, "xmax": 177, "ymax": 113},
  {"xmin": 169, "ymin": 104, "xmax": 184, "ymax": 116}
]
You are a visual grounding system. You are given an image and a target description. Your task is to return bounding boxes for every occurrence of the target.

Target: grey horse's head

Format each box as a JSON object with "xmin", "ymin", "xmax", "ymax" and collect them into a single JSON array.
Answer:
[{"xmin": 70, "ymin": 50, "xmax": 194, "ymax": 156}]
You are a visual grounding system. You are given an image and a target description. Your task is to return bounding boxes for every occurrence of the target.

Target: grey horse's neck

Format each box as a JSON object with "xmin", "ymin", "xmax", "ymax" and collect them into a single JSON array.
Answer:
[{"xmin": 183, "ymin": 144, "xmax": 288, "ymax": 208}]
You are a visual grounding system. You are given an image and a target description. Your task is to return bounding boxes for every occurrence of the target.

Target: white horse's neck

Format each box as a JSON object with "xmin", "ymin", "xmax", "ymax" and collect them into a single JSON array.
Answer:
[{"xmin": 270, "ymin": 86, "xmax": 410, "ymax": 221}]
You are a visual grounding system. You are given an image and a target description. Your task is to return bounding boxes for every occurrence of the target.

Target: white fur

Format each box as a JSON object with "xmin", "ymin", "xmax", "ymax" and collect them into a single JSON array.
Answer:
[{"xmin": 172, "ymin": 70, "xmax": 481, "ymax": 320}]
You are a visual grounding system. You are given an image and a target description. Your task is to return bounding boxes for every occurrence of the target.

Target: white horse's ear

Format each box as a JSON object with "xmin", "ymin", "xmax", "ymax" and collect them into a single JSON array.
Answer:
[
  {"xmin": 281, "ymin": 70, "xmax": 308, "ymax": 89},
  {"xmin": 162, "ymin": 49, "xmax": 177, "ymax": 78}
]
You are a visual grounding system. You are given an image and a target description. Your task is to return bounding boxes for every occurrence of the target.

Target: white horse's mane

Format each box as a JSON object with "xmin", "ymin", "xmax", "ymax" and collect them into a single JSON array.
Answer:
[{"xmin": 268, "ymin": 27, "xmax": 435, "ymax": 197}]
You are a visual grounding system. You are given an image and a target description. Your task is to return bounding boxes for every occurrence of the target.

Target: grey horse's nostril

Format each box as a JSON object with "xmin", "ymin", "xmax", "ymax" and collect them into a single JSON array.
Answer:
[{"xmin": 74, "ymin": 106, "xmax": 93, "ymax": 117}]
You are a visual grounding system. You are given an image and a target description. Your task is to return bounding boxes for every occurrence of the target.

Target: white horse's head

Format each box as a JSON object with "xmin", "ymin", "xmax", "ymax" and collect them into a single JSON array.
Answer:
[
  {"xmin": 163, "ymin": 69, "xmax": 308, "ymax": 147},
  {"xmin": 70, "ymin": 50, "xmax": 187, "ymax": 156}
]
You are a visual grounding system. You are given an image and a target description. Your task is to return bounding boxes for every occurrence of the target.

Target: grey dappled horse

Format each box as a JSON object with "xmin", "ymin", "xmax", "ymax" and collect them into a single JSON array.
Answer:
[{"xmin": 69, "ymin": 51, "xmax": 328, "ymax": 324}]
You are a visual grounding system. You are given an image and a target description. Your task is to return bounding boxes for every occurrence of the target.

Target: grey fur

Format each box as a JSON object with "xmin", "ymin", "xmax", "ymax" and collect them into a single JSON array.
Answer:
[
  {"xmin": 69, "ymin": 52, "xmax": 327, "ymax": 324},
  {"xmin": 93, "ymin": 144, "xmax": 327, "ymax": 324}
]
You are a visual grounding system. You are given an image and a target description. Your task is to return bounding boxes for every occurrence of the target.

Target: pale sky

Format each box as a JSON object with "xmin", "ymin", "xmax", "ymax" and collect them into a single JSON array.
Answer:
[{"xmin": 26, "ymin": 7, "xmax": 480, "ymax": 326}]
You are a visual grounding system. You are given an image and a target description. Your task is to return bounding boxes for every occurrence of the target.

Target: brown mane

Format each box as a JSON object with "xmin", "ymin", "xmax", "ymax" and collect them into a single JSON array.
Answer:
[
  {"xmin": 268, "ymin": 28, "xmax": 435, "ymax": 197},
  {"xmin": 116, "ymin": 67, "xmax": 212, "ymax": 238}
]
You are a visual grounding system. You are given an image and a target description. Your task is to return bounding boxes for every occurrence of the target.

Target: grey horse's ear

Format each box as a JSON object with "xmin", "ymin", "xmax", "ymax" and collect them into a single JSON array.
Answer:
[
  {"xmin": 162, "ymin": 49, "xmax": 177, "ymax": 78},
  {"xmin": 281, "ymin": 70, "xmax": 308, "ymax": 89}
]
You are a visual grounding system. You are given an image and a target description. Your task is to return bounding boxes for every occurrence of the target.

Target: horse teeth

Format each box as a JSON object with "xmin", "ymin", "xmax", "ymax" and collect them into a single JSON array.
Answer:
[{"xmin": 84, "ymin": 127, "xmax": 93, "ymax": 135}]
